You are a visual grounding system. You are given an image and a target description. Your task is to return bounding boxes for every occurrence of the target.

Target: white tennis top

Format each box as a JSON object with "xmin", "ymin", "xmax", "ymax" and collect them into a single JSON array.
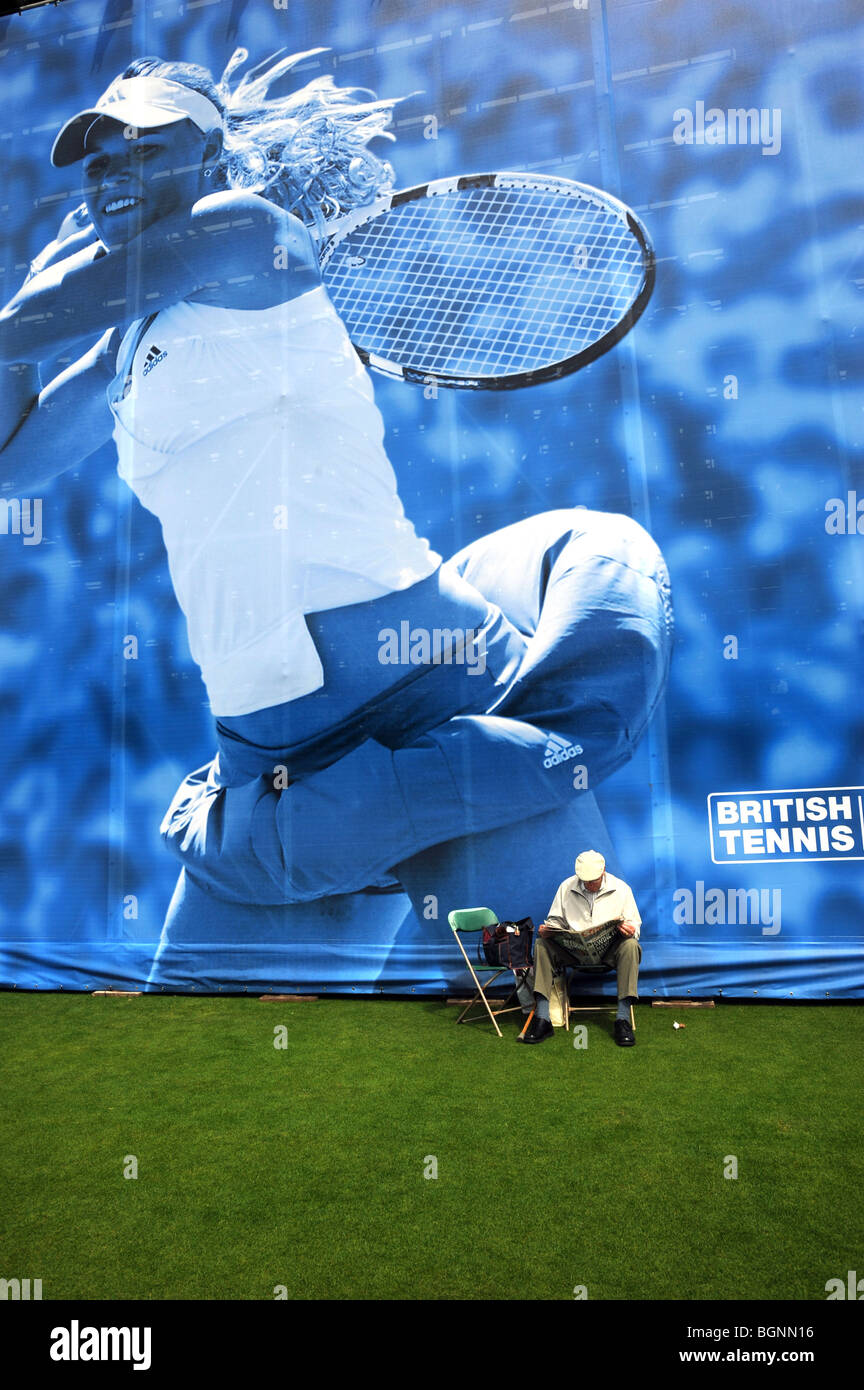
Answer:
[{"xmin": 108, "ymin": 285, "xmax": 440, "ymax": 716}]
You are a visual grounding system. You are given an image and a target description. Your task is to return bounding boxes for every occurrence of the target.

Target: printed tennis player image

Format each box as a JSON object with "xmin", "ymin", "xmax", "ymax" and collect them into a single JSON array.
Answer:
[
  {"xmin": 0, "ymin": 0, "xmax": 860, "ymax": 999},
  {"xmin": 0, "ymin": 36, "xmax": 672, "ymax": 991}
]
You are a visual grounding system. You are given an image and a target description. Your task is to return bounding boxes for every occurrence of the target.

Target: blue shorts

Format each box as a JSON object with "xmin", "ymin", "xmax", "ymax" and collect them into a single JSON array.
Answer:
[
  {"xmin": 212, "ymin": 561, "xmax": 527, "ymax": 785},
  {"xmin": 153, "ymin": 508, "xmax": 673, "ymax": 980}
]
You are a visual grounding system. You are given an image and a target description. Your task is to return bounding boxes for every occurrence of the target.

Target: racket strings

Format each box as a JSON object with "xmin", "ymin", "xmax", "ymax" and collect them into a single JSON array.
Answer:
[{"xmin": 323, "ymin": 185, "xmax": 647, "ymax": 379}]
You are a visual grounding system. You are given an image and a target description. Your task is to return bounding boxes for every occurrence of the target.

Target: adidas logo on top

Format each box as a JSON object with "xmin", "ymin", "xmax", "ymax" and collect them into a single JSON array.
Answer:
[
  {"xmin": 142, "ymin": 343, "xmax": 167, "ymax": 377},
  {"xmin": 543, "ymin": 734, "xmax": 583, "ymax": 768}
]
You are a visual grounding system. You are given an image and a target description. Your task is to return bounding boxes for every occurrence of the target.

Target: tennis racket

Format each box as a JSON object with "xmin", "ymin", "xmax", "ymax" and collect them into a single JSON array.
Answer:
[{"xmin": 316, "ymin": 171, "xmax": 655, "ymax": 391}]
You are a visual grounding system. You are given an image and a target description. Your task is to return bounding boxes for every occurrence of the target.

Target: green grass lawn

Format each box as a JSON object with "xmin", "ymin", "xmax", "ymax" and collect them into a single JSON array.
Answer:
[{"xmin": 1, "ymin": 995, "xmax": 861, "ymax": 1300}]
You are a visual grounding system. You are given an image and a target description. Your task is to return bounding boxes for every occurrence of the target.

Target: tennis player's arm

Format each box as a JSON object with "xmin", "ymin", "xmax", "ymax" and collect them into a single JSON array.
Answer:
[
  {"xmin": 0, "ymin": 191, "xmax": 318, "ymax": 364},
  {"xmin": 0, "ymin": 330, "xmax": 118, "ymax": 490},
  {"xmin": 0, "ymin": 361, "xmax": 41, "ymax": 457},
  {"xmin": 0, "ymin": 228, "xmax": 100, "ymax": 452}
]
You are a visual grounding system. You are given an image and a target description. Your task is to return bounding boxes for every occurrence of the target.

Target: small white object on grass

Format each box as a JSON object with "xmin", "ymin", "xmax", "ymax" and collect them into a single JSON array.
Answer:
[{"xmin": 673, "ymin": 1021, "xmax": 686, "ymax": 1030}]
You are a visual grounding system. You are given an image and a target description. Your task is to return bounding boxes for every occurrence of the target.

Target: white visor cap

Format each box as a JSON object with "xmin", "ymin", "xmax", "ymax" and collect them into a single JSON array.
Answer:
[
  {"xmin": 51, "ymin": 75, "xmax": 222, "ymax": 168},
  {"xmin": 574, "ymin": 850, "xmax": 606, "ymax": 882}
]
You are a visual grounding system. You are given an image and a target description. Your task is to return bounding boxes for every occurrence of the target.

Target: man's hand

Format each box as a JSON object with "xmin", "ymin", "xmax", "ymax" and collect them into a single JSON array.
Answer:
[
  {"xmin": 538, "ymin": 921, "xmax": 553, "ymax": 937},
  {"xmin": 618, "ymin": 921, "xmax": 637, "ymax": 938}
]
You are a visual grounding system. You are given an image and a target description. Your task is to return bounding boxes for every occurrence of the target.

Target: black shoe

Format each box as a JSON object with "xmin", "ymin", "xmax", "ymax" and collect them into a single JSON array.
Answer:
[
  {"xmin": 518, "ymin": 1014, "xmax": 555, "ymax": 1044},
  {"xmin": 614, "ymin": 1017, "xmax": 635, "ymax": 1047}
]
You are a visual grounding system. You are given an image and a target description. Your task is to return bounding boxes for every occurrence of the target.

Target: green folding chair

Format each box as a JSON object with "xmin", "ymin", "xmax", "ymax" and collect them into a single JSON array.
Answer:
[{"xmin": 448, "ymin": 907, "xmax": 526, "ymax": 1038}]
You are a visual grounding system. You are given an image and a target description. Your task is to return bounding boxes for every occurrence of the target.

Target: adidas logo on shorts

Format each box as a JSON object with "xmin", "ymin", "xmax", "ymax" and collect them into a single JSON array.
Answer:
[
  {"xmin": 543, "ymin": 734, "xmax": 583, "ymax": 768},
  {"xmin": 142, "ymin": 343, "xmax": 167, "ymax": 376}
]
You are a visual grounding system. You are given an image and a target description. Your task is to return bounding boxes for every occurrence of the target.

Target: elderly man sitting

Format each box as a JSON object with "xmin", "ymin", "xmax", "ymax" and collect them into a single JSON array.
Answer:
[{"xmin": 518, "ymin": 850, "xmax": 641, "ymax": 1047}]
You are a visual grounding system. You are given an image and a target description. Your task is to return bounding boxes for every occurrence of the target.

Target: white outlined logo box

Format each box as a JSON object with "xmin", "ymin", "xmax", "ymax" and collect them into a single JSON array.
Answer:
[{"xmin": 708, "ymin": 787, "xmax": 864, "ymax": 864}]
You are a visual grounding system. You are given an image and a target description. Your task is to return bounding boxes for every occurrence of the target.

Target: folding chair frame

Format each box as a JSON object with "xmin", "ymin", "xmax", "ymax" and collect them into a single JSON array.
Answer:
[
  {"xmin": 451, "ymin": 930, "xmax": 525, "ymax": 1039},
  {"xmin": 557, "ymin": 966, "xmax": 635, "ymax": 1033}
]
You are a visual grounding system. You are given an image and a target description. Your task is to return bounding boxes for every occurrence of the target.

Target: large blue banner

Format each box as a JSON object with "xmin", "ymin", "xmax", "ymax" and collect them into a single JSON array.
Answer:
[{"xmin": 0, "ymin": 0, "xmax": 861, "ymax": 997}]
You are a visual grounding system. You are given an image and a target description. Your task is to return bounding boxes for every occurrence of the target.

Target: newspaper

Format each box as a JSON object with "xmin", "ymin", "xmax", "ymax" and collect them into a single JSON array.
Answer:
[{"xmin": 546, "ymin": 919, "xmax": 622, "ymax": 968}]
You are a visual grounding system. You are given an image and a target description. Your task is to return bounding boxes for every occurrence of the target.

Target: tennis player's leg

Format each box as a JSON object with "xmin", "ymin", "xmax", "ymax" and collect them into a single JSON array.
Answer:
[
  {"xmin": 390, "ymin": 507, "xmax": 673, "ymax": 922},
  {"xmin": 146, "ymin": 866, "xmax": 414, "ymax": 991}
]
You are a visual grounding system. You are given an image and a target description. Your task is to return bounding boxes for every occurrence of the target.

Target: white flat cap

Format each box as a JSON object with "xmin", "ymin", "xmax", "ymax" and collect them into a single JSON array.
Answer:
[{"xmin": 574, "ymin": 850, "xmax": 606, "ymax": 881}]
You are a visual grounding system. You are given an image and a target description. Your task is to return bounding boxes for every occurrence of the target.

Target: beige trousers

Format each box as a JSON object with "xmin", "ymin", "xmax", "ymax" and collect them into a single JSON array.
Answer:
[{"xmin": 531, "ymin": 932, "xmax": 641, "ymax": 1001}]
